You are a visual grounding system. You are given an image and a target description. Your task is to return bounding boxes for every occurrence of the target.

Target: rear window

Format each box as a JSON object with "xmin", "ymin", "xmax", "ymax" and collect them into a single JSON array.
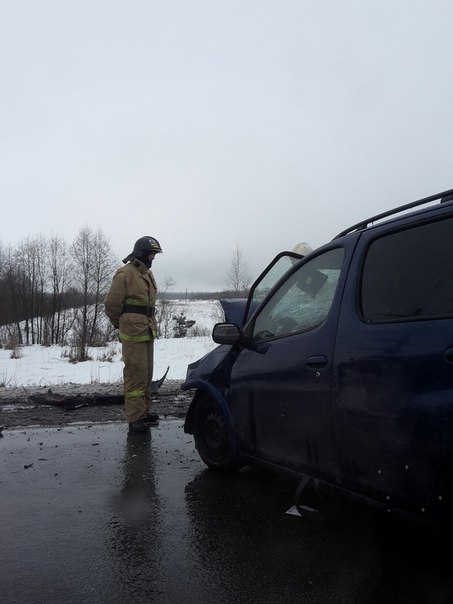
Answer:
[{"xmin": 360, "ymin": 216, "xmax": 453, "ymax": 323}]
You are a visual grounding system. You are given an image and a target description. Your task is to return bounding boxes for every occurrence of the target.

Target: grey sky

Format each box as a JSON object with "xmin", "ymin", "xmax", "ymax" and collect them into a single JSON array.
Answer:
[{"xmin": 1, "ymin": 1, "xmax": 452, "ymax": 291}]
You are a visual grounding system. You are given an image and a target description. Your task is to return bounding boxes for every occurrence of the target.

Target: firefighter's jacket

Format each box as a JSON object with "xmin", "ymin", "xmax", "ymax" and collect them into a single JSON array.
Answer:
[{"xmin": 104, "ymin": 258, "xmax": 158, "ymax": 342}]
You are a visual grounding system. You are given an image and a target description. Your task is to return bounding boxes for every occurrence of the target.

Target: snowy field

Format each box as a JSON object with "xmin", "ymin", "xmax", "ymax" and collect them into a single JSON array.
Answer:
[{"xmin": 0, "ymin": 300, "xmax": 222, "ymax": 388}]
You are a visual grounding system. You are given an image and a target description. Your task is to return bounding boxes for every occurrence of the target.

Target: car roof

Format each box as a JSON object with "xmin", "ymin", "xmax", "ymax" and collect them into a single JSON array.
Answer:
[{"xmin": 334, "ymin": 188, "xmax": 453, "ymax": 240}]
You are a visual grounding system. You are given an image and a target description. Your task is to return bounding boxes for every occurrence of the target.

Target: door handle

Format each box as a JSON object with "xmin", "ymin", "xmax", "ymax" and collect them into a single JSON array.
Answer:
[{"xmin": 306, "ymin": 355, "xmax": 328, "ymax": 368}]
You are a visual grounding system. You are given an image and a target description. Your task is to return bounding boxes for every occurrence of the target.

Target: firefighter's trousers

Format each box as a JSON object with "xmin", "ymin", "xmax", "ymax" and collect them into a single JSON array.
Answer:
[{"xmin": 121, "ymin": 339, "xmax": 154, "ymax": 422}]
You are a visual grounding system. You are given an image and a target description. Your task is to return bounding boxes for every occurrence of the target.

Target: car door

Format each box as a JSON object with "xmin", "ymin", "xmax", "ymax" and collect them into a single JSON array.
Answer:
[
  {"xmin": 229, "ymin": 246, "xmax": 348, "ymax": 478},
  {"xmin": 334, "ymin": 212, "xmax": 453, "ymax": 517}
]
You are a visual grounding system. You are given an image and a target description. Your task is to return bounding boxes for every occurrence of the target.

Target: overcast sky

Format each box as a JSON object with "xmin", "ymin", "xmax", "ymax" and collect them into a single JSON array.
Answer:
[{"xmin": 1, "ymin": 1, "xmax": 452, "ymax": 291}]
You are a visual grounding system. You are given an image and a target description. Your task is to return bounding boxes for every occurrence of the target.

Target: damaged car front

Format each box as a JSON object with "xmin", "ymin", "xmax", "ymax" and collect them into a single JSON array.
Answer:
[{"xmin": 181, "ymin": 251, "xmax": 304, "ymax": 470}]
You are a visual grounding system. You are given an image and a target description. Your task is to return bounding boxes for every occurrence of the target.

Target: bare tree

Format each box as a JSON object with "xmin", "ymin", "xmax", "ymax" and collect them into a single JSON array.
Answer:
[
  {"xmin": 12, "ymin": 236, "xmax": 47, "ymax": 345},
  {"xmin": 225, "ymin": 244, "xmax": 252, "ymax": 297},
  {"xmin": 47, "ymin": 235, "xmax": 70, "ymax": 345},
  {"xmin": 70, "ymin": 226, "xmax": 117, "ymax": 359},
  {"xmin": 157, "ymin": 277, "xmax": 177, "ymax": 338},
  {"xmin": 32, "ymin": 235, "xmax": 47, "ymax": 344},
  {"xmin": 0, "ymin": 243, "xmax": 23, "ymax": 345},
  {"xmin": 0, "ymin": 242, "xmax": 9, "ymax": 327},
  {"xmin": 89, "ymin": 229, "xmax": 118, "ymax": 344}
]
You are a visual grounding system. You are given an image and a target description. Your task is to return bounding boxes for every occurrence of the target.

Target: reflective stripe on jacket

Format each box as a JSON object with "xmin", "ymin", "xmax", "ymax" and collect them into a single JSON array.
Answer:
[{"xmin": 104, "ymin": 258, "xmax": 158, "ymax": 341}]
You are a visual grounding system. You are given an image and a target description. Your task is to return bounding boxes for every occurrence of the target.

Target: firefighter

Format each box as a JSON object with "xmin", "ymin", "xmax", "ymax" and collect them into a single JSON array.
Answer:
[{"xmin": 104, "ymin": 236, "xmax": 163, "ymax": 432}]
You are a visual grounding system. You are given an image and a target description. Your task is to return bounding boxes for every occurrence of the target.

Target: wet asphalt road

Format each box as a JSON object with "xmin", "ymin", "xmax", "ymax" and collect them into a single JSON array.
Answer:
[{"xmin": 1, "ymin": 420, "xmax": 452, "ymax": 604}]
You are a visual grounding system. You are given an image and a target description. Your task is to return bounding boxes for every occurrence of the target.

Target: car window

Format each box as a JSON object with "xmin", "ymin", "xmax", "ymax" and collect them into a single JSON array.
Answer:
[
  {"xmin": 361, "ymin": 216, "xmax": 453, "ymax": 322},
  {"xmin": 252, "ymin": 248, "xmax": 345, "ymax": 342},
  {"xmin": 244, "ymin": 254, "xmax": 300, "ymax": 325}
]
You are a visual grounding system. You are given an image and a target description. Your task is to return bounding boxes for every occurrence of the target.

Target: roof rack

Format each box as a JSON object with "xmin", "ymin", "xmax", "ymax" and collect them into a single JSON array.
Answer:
[{"xmin": 334, "ymin": 188, "xmax": 453, "ymax": 239}]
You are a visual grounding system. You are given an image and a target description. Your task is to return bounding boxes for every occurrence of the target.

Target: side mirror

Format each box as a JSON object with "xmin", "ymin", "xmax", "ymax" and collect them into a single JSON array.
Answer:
[{"xmin": 212, "ymin": 323, "xmax": 241, "ymax": 345}]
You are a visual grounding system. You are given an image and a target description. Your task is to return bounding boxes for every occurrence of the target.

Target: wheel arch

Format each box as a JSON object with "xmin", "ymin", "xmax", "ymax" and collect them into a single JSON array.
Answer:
[{"xmin": 183, "ymin": 381, "xmax": 239, "ymax": 460}]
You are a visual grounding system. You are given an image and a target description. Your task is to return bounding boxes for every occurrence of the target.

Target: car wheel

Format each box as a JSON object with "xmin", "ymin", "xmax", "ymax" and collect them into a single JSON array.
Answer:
[{"xmin": 193, "ymin": 396, "xmax": 241, "ymax": 471}]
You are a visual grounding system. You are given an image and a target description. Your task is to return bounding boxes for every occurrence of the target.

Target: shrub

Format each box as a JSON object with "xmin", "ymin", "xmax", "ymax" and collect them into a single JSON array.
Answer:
[{"xmin": 172, "ymin": 313, "xmax": 196, "ymax": 338}]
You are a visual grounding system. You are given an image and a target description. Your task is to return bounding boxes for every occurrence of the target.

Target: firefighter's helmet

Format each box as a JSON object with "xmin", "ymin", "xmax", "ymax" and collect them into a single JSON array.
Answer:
[{"xmin": 122, "ymin": 236, "xmax": 163, "ymax": 263}]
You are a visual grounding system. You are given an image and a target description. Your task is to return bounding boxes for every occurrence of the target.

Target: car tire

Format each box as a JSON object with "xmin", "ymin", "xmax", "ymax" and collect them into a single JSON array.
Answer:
[{"xmin": 193, "ymin": 396, "xmax": 241, "ymax": 471}]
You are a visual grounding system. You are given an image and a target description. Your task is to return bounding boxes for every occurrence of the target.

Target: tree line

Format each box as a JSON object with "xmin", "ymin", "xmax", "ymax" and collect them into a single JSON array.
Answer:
[{"xmin": 0, "ymin": 227, "xmax": 117, "ymax": 356}]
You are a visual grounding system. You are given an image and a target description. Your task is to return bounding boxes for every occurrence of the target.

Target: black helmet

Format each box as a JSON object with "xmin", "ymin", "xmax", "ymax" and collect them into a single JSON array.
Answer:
[{"xmin": 122, "ymin": 236, "xmax": 163, "ymax": 263}]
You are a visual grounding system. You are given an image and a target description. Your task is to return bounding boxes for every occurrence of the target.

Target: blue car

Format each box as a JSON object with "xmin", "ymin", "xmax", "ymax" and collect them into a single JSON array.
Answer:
[{"xmin": 182, "ymin": 190, "xmax": 453, "ymax": 527}]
